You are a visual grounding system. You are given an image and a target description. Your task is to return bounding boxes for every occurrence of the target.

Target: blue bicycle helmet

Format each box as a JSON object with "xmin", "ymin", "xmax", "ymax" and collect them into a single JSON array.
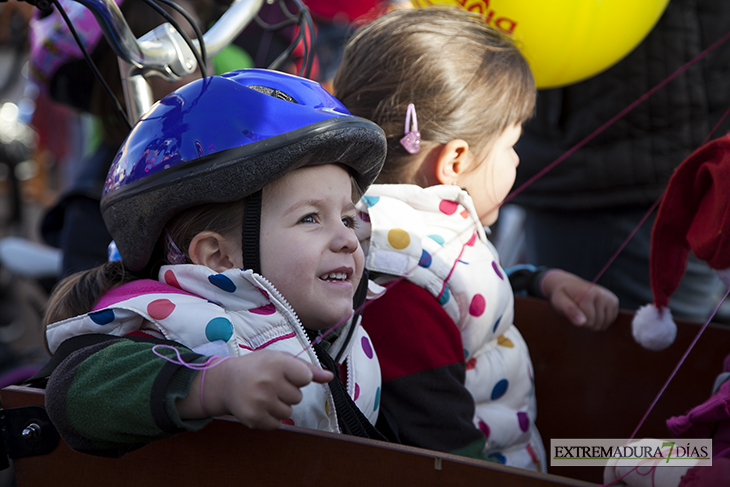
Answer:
[{"xmin": 101, "ymin": 68, "xmax": 386, "ymax": 272}]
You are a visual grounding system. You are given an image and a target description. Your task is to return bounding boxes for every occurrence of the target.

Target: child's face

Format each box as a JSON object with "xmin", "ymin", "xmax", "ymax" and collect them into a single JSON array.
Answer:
[
  {"xmin": 259, "ymin": 164, "xmax": 364, "ymax": 330},
  {"xmin": 458, "ymin": 123, "xmax": 522, "ymax": 226}
]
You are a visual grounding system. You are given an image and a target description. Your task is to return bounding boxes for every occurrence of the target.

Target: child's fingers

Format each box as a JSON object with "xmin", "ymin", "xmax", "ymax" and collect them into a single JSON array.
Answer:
[
  {"xmin": 592, "ymin": 289, "xmax": 619, "ymax": 331},
  {"xmin": 276, "ymin": 382, "xmax": 305, "ymax": 407},
  {"xmin": 593, "ymin": 302, "xmax": 615, "ymax": 331},
  {"xmin": 607, "ymin": 301, "xmax": 619, "ymax": 326},
  {"xmin": 577, "ymin": 287, "xmax": 619, "ymax": 331},
  {"xmin": 310, "ymin": 364, "xmax": 335, "ymax": 384},
  {"xmin": 266, "ymin": 401, "xmax": 295, "ymax": 423},
  {"xmin": 282, "ymin": 356, "xmax": 334, "ymax": 387},
  {"xmin": 551, "ymin": 291, "xmax": 587, "ymax": 326},
  {"xmin": 281, "ymin": 356, "xmax": 316, "ymax": 386},
  {"xmin": 584, "ymin": 302, "xmax": 603, "ymax": 331},
  {"xmin": 581, "ymin": 293, "xmax": 613, "ymax": 331},
  {"xmin": 232, "ymin": 398, "xmax": 289, "ymax": 430},
  {"xmin": 580, "ymin": 307, "xmax": 595, "ymax": 328}
]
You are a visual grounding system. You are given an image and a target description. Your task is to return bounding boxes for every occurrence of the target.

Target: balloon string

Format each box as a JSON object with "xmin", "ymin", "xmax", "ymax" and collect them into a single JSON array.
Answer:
[
  {"xmin": 151, "ymin": 344, "xmax": 234, "ymax": 373},
  {"xmin": 437, "ymin": 233, "xmax": 472, "ymax": 301},
  {"xmin": 151, "ymin": 344, "xmax": 235, "ymax": 417},
  {"xmin": 573, "ymin": 196, "xmax": 662, "ymax": 305},
  {"xmin": 504, "ymin": 28, "xmax": 730, "ymax": 206},
  {"xmin": 702, "ymin": 101, "xmax": 730, "ymax": 146},
  {"xmin": 628, "ymin": 286, "xmax": 730, "ymax": 441}
]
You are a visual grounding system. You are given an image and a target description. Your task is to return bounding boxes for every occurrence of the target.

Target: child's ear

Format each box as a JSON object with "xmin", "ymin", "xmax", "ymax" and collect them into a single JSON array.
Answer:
[
  {"xmin": 188, "ymin": 231, "xmax": 241, "ymax": 272},
  {"xmin": 433, "ymin": 139, "xmax": 472, "ymax": 185}
]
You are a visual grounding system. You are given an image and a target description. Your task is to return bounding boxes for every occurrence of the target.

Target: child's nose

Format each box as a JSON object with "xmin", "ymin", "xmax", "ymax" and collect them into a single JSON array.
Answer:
[{"xmin": 332, "ymin": 225, "xmax": 359, "ymax": 253}]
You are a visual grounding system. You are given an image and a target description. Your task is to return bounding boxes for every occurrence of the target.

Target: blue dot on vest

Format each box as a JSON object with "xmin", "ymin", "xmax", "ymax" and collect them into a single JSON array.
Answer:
[
  {"xmin": 463, "ymin": 348, "xmax": 469, "ymax": 359},
  {"xmin": 492, "ymin": 314, "xmax": 502, "ymax": 333},
  {"xmin": 374, "ymin": 386, "xmax": 381, "ymax": 411},
  {"xmin": 89, "ymin": 309, "xmax": 115, "ymax": 325},
  {"xmin": 362, "ymin": 195, "xmax": 380, "ymax": 207},
  {"xmin": 487, "ymin": 452, "xmax": 506, "ymax": 464},
  {"xmin": 437, "ymin": 285, "xmax": 451, "ymax": 305},
  {"xmin": 419, "ymin": 249, "xmax": 432, "ymax": 267},
  {"xmin": 428, "ymin": 234, "xmax": 445, "ymax": 246},
  {"xmin": 205, "ymin": 317, "xmax": 234, "ymax": 342},
  {"xmin": 491, "ymin": 379, "xmax": 509, "ymax": 400},
  {"xmin": 209, "ymin": 274, "xmax": 236, "ymax": 293}
]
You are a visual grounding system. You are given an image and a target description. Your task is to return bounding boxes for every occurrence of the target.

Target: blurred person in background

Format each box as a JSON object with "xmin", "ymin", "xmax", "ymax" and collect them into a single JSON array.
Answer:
[{"xmin": 511, "ymin": 0, "xmax": 730, "ymax": 321}]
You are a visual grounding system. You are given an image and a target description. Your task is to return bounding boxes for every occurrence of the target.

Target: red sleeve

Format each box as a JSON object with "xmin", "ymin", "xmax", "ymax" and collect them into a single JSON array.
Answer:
[
  {"xmin": 362, "ymin": 280, "xmax": 465, "ymax": 382},
  {"xmin": 362, "ymin": 280, "xmax": 487, "ymax": 458}
]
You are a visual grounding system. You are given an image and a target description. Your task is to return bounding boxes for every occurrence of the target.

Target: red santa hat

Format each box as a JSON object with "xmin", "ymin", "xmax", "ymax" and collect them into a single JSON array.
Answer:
[{"xmin": 632, "ymin": 134, "xmax": 730, "ymax": 351}]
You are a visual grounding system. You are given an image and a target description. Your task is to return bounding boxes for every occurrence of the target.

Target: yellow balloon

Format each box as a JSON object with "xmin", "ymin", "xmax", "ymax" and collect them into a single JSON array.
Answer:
[{"xmin": 411, "ymin": 0, "xmax": 670, "ymax": 89}]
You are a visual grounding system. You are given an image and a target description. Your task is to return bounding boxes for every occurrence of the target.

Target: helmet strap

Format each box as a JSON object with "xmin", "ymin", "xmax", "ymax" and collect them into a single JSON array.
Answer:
[{"xmin": 242, "ymin": 190, "xmax": 263, "ymax": 274}]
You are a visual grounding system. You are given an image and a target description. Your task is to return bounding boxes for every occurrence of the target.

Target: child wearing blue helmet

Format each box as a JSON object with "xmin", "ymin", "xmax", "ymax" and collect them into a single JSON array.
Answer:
[{"xmin": 39, "ymin": 69, "xmax": 387, "ymax": 455}]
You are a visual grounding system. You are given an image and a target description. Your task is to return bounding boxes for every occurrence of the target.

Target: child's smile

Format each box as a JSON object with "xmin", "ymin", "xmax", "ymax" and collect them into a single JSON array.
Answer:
[{"xmin": 260, "ymin": 164, "xmax": 364, "ymax": 330}]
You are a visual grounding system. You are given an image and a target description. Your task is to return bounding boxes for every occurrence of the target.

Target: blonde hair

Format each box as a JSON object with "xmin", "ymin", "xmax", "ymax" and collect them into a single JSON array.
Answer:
[{"xmin": 333, "ymin": 7, "xmax": 536, "ymax": 184}]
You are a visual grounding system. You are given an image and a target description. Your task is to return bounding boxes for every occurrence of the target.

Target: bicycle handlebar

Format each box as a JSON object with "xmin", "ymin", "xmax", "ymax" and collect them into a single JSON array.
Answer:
[
  {"xmin": 75, "ymin": 0, "xmax": 263, "ymax": 74},
  {"xmin": 66, "ymin": 0, "xmax": 264, "ymax": 123}
]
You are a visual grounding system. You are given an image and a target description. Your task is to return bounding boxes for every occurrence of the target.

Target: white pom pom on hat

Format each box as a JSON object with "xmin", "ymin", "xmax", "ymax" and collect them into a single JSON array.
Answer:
[
  {"xmin": 632, "ymin": 304, "xmax": 677, "ymax": 351},
  {"xmin": 632, "ymin": 134, "xmax": 730, "ymax": 351}
]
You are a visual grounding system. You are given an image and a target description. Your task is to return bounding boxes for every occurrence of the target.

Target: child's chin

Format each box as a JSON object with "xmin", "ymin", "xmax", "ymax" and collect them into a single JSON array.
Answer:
[
  {"xmin": 308, "ymin": 311, "xmax": 354, "ymax": 331},
  {"xmin": 481, "ymin": 210, "xmax": 499, "ymax": 226}
]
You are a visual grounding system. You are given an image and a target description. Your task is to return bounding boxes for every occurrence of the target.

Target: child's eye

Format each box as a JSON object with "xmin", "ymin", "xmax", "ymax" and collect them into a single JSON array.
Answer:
[
  {"xmin": 342, "ymin": 215, "xmax": 357, "ymax": 229},
  {"xmin": 299, "ymin": 213, "xmax": 318, "ymax": 224}
]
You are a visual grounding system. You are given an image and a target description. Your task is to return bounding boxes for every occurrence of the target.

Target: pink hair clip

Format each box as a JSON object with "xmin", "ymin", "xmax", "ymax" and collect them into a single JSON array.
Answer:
[{"xmin": 400, "ymin": 103, "xmax": 421, "ymax": 154}]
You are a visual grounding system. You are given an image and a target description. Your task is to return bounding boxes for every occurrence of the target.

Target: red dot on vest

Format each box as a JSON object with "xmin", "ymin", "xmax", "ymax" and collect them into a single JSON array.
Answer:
[
  {"xmin": 469, "ymin": 294, "xmax": 486, "ymax": 316},
  {"xmin": 147, "ymin": 299, "xmax": 176, "ymax": 320},
  {"xmin": 439, "ymin": 200, "xmax": 458, "ymax": 215},
  {"xmin": 164, "ymin": 270, "xmax": 181, "ymax": 288}
]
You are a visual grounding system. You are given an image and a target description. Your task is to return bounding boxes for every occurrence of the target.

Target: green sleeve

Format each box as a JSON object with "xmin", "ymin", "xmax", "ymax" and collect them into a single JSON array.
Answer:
[{"xmin": 45, "ymin": 335, "xmax": 212, "ymax": 457}]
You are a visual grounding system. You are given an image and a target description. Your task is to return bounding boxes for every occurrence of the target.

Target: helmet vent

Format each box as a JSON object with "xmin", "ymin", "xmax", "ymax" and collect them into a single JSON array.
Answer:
[{"xmin": 247, "ymin": 85, "xmax": 297, "ymax": 104}]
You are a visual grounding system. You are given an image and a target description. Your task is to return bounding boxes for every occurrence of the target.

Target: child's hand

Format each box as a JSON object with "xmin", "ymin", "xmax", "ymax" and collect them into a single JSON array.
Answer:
[
  {"xmin": 178, "ymin": 350, "xmax": 333, "ymax": 429},
  {"xmin": 541, "ymin": 270, "xmax": 619, "ymax": 331}
]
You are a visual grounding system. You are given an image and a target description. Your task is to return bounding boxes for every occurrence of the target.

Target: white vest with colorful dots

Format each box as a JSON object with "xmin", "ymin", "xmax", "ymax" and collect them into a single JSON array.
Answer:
[
  {"xmin": 356, "ymin": 183, "xmax": 547, "ymax": 472},
  {"xmin": 45, "ymin": 265, "xmax": 381, "ymax": 433}
]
